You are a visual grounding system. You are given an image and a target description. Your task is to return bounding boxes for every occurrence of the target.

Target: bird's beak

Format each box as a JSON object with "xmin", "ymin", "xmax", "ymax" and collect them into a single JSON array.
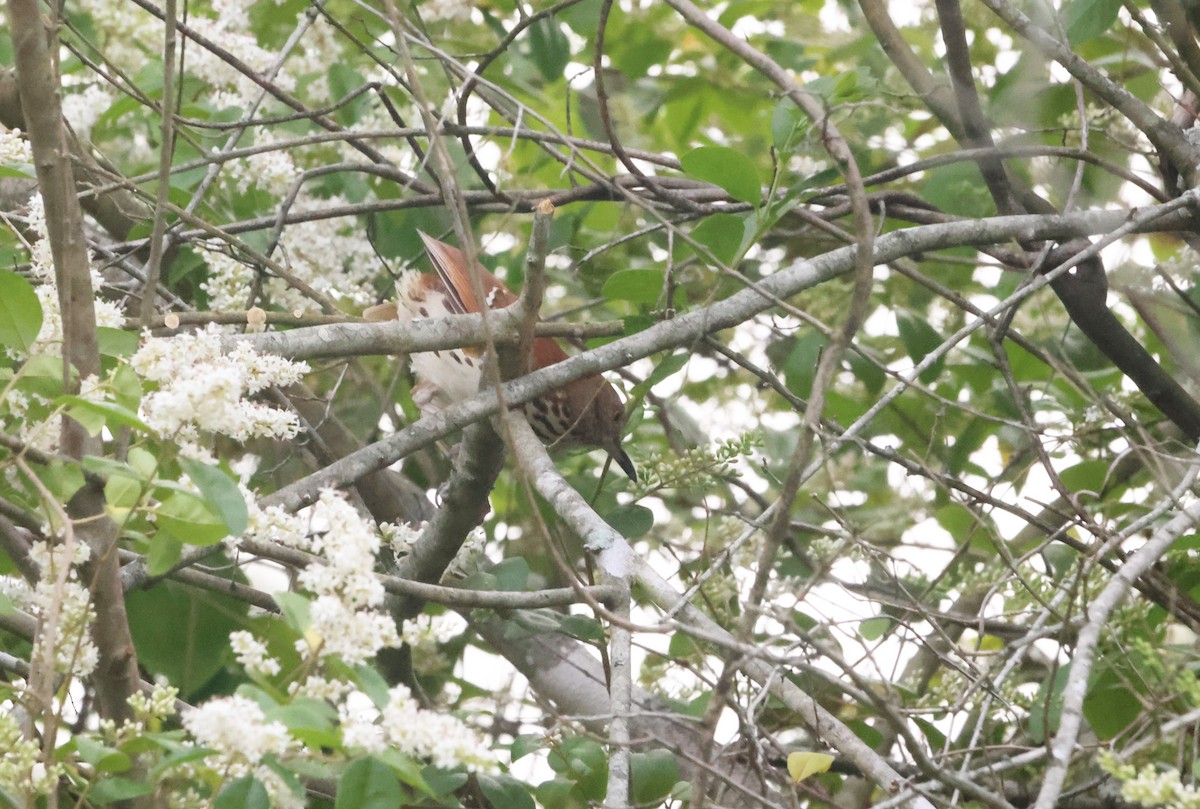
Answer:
[{"xmin": 613, "ymin": 446, "xmax": 637, "ymax": 482}]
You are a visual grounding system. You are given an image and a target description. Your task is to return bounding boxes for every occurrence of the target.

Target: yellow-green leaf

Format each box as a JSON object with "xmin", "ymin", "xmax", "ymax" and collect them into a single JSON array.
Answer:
[{"xmin": 787, "ymin": 752, "xmax": 834, "ymax": 783}]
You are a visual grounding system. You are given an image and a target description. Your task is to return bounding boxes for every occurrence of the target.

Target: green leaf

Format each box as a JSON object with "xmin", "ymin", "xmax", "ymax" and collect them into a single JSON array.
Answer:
[
  {"xmin": 214, "ymin": 777, "xmax": 270, "ymax": 809},
  {"xmin": 180, "ymin": 457, "xmax": 248, "ymax": 537},
  {"xmin": 913, "ymin": 716, "xmax": 947, "ymax": 749},
  {"xmin": 1083, "ymin": 667, "xmax": 1141, "ymax": 739},
  {"xmin": 336, "ymin": 758, "xmax": 403, "ymax": 809},
  {"xmin": 631, "ymin": 352, "xmax": 689, "ymax": 401},
  {"xmin": 602, "ymin": 269, "xmax": 664, "ymax": 305},
  {"xmin": 1028, "ymin": 666, "xmax": 1069, "ymax": 743},
  {"xmin": 896, "ymin": 310, "xmax": 946, "ymax": 384},
  {"xmin": 548, "ymin": 737, "xmax": 607, "ymax": 800},
  {"xmin": 0, "ymin": 268, "xmax": 42, "ymax": 351},
  {"xmin": 858, "ymin": 617, "xmax": 890, "ymax": 641},
  {"xmin": 127, "ymin": 578, "xmax": 248, "ymax": 698},
  {"xmin": 105, "ymin": 472, "xmax": 144, "ymax": 511},
  {"xmin": 488, "ymin": 557, "xmax": 531, "ymax": 592},
  {"xmin": 603, "ymin": 503, "xmax": 654, "ymax": 539},
  {"xmin": 59, "ymin": 395, "xmax": 151, "ymax": 436},
  {"xmin": 534, "ymin": 778, "xmax": 575, "ymax": 808},
  {"xmin": 1058, "ymin": 460, "xmax": 1111, "ymax": 497},
  {"xmin": 97, "ymin": 327, "xmax": 140, "ymax": 358},
  {"xmin": 559, "ymin": 614, "xmax": 606, "ymax": 642},
  {"xmin": 510, "ymin": 735, "xmax": 545, "ymax": 762},
  {"xmin": 274, "ymin": 591, "xmax": 312, "ymax": 633},
  {"xmin": 631, "ymin": 749, "xmax": 679, "ymax": 805},
  {"xmin": 771, "ymin": 98, "xmax": 809, "ymax": 155},
  {"xmin": 75, "ymin": 737, "xmax": 132, "ymax": 773},
  {"xmin": 157, "ymin": 490, "xmax": 228, "ymax": 546},
  {"xmin": 680, "ymin": 146, "xmax": 762, "ymax": 205},
  {"xmin": 89, "ymin": 776, "xmax": 155, "ymax": 803},
  {"xmin": 145, "ymin": 534, "xmax": 182, "ymax": 577},
  {"xmin": 1064, "ymin": 0, "xmax": 1121, "ymax": 44},
  {"xmin": 691, "ymin": 212, "xmax": 751, "ymax": 268},
  {"xmin": 527, "ymin": 17, "xmax": 570, "ymax": 82},
  {"xmin": 477, "ymin": 773, "xmax": 535, "ymax": 809}
]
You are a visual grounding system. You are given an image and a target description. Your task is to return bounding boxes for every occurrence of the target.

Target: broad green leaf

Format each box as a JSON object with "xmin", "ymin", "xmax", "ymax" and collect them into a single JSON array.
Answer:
[
  {"xmin": 603, "ymin": 503, "xmax": 654, "ymax": 539},
  {"xmin": 548, "ymin": 737, "xmax": 608, "ymax": 800},
  {"xmin": 488, "ymin": 557, "xmax": 531, "ymax": 592},
  {"xmin": 89, "ymin": 776, "xmax": 155, "ymax": 803},
  {"xmin": 602, "ymin": 269, "xmax": 664, "ymax": 305},
  {"xmin": 896, "ymin": 310, "xmax": 946, "ymax": 384},
  {"xmin": 145, "ymin": 534, "xmax": 182, "ymax": 576},
  {"xmin": 631, "ymin": 749, "xmax": 679, "ymax": 805},
  {"xmin": 97, "ymin": 327, "xmax": 140, "ymax": 358},
  {"xmin": 127, "ymin": 578, "xmax": 247, "ymax": 697},
  {"xmin": 668, "ymin": 631, "xmax": 699, "ymax": 659},
  {"xmin": 274, "ymin": 590, "xmax": 312, "ymax": 633},
  {"xmin": 858, "ymin": 617, "xmax": 890, "ymax": 641},
  {"xmin": 75, "ymin": 737, "xmax": 132, "ymax": 773},
  {"xmin": 477, "ymin": 773, "xmax": 536, "ymax": 809},
  {"xmin": 691, "ymin": 212, "xmax": 750, "ymax": 268},
  {"xmin": 913, "ymin": 716, "xmax": 947, "ymax": 749},
  {"xmin": 180, "ymin": 457, "xmax": 248, "ymax": 537},
  {"xmin": 680, "ymin": 146, "xmax": 762, "ymax": 205},
  {"xmin": 214, "ymin": 777, "xmax": 270, "ymax": 809},
  {"xmin": 0, "ymin": 165, "xmax": 33, "ymax": 179},
  {"xmin": 534, "ymin": 778, "xmax": 575, "ymax": 808},
  {"xmin": 59, "ymin": 395, "xmax": 151, "ymax": 436},
  {"xmin": 1083, "ymin": 667, "xmax": 1141, "ymax": 739},
  {"xmin": 559, "ymin": 614, "xmax": 606, "ymax": 642},
  {"xmin": 1065, "ymin": 0, "xmax": 1121, "ymax": 44},
  {"xmin": 0, "ymin": 268, "xmax": 42, "ymax": 351},
  {"xmin": 105, "ymin": 473, "xmax": 144, "ymax": 511},
  {"xmin": 157, "ymin": 490, "xmax": 228, "ymax": 546},
  {"xmin": 336, "ymin": 758, "xmax": 403, "ymax": 809},
  {"xmin": 1058, "ymin": 459, "xmax": 1112, "ymax": 497},
  {"xmin": 786, "ymin": 751, "xmax": 834, "ymax": 783},
  {"xmin": 527, "ymin": 18, "xmax": 570, "ymax": 82},
  {"xmin": 772, "ymin": 98, "xmax": 809, "ymax": 155},
  {"xmin": 420, "ymin": 765, "xmax": 468, "ymax": 796}
]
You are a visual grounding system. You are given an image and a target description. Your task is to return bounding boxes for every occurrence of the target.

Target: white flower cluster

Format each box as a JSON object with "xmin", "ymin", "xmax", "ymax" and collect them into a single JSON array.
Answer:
[
  {"xmin": 182, "ymin": 695, "xmax": 302, "ymax": 809},
  {"xmin": 380, "ymin": 519, "xmax": 424, "ymax": 558},
  {"xmin": 222, "ymin": 132, "xmax": 302, "ymax": 199},
  {"xmin": 127, "ymin": 681, "xmax": 179, "ymax": 724},
  {"xmin": 295, "ymin": 492, "xmax": 401, "ymax": 664},
  {"xmin": 230, "ymin": 631, "xmax": 281, "ymax": 677},
  {"xmin": 197, "ymin": 194, "xmax": 382, "ymax": 313},
  {"xmin": 184, "ymin": 694, "xmax": 291, "ymax": 764},
  {"xmin": 380, "ymin": 685, "xmax": 490, "ymax": 770},
  {"xmin": 21, "ymin": 194, "xmax": 125, "ymax": 359},
  {"xmin": 0, "ymin": 709, "xmax": 60, "ymax": 796},
  {"xmin": 241, "ymin": 491, "xmax": 400, "ymax": 665},
  {"xmin": 130, "ymin": 326, "xmax": 309, "ymax": 444},
  {"xmin": 1117, "ymin": 764, "xmax": 1200, "ymax": 809},
  {"xmin": 60, "ymin": 83, "xmax": 117, "ymax": 141},
  {"xmin": 0, "ymin": 128, "xmax": 31, "ymax": 165},
  {"xmin": 25, "ymin": 540, "xmax": 99, "ymax": 678},
  {"xmin": 334, "ymin": 685, "xmax": 490, "ymax": 771}
]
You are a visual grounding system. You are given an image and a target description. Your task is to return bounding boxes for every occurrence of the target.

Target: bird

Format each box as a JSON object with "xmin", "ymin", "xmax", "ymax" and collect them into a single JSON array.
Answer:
[{"xmin": 371, "ymin": 231, "xmax": 637, "ymax": 481}]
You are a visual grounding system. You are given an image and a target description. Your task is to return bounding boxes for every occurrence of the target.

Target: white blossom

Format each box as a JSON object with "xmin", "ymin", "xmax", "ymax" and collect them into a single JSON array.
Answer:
[
  {"xmin": 182, "ymin": 695, "xmax": 292, "ymax": 765},
  {"xmin": 380, "ymin": 685, "xmax": 490, "ymax": 771},
  {"xmin": 0, "ymin": 128, "xmax": 31, "ymax": 165},
  {"xmin": 131, "ymin": 325, "xmax": 308, "ymax": 442},
  {"xmin": 230, "ymin": 631, "xmax": 281, "ymax": 677}
]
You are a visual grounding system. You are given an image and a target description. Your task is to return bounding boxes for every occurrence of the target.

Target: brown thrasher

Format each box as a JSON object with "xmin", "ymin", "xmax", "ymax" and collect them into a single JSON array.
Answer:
[{"xmin": 371, "ymin": 232, "xmax": 636, "ymax": 481}]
